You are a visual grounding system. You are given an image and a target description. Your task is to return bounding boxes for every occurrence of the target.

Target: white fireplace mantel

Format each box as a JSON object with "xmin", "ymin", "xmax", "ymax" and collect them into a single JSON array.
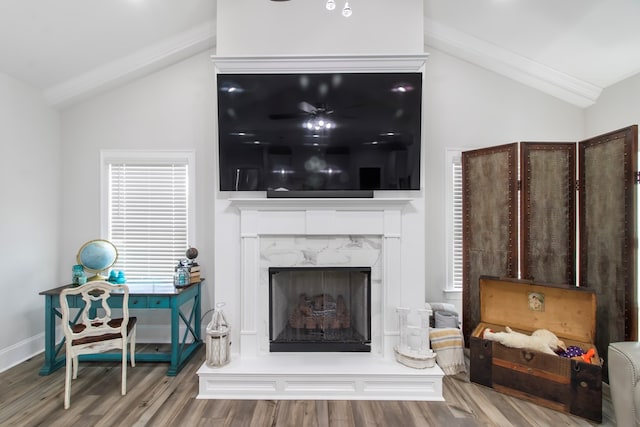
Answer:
[
  {"xmin": 229, "ymin": 197, "xmax": 414, "ymax": 240},
  {"xmin": 228, "ymin": 197, "xmax": 413, "ymax": 211}
]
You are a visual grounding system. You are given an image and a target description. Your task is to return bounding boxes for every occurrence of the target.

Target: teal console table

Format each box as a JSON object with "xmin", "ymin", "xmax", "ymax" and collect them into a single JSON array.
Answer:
[{"xmin": 39, "ymin": 281, "xmax": 203, "ymax": 376}]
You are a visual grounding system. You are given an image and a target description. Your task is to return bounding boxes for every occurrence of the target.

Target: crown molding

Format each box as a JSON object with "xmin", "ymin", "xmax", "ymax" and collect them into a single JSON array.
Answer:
[
  {"xmin": 43, "ymin": 17, "xmax": 602, "ymax": 109},
  {"xmin": 212, "ymin": 54, "xmax": 429, "ymax": 73},
  {"xmin": 44, "ymin": 20, "xmax": 216, "ymax": 109},
  {"xmin": 424, "ymin": 17, "xmax": 602, "ymax": 108}
]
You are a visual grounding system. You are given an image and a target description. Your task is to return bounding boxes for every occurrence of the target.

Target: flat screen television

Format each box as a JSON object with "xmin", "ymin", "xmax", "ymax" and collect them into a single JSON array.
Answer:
[{"xmin": 217, "ymin": 72, "xmax": 422, "ymax": 195}]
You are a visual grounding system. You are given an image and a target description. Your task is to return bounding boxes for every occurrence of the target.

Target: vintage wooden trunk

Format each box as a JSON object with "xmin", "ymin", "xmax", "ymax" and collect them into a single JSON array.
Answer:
[{"xmin": 470, "ymin": 276, "xmax": 602, "ymax": 422}]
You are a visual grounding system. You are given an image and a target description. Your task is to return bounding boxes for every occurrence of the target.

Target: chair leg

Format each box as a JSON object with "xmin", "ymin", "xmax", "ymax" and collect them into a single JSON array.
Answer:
[
  {"xmin": 121, "ymin": 346, "xmax": 127, "ymax": 396},
  {"xmin": 130, "ymin": 326, "xmax": 136, "ymax": 367},
  {"xmin": 64, "ymin": 351, "xmax": 73, "ymax": 409},
  {"xmin": 72, "ymin": 355, "xmax": 79, "ymax": 379}
]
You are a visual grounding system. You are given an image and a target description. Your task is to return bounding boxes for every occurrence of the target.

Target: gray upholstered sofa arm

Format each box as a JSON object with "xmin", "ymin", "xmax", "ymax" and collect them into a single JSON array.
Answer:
[{"xmin": 608, "ymin": 341, "xmax": 640, "ymax": 427}]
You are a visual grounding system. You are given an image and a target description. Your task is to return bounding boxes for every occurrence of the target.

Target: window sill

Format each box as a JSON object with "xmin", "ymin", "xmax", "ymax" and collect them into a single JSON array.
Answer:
[{"xmin": 442, "ymin": 289, "xmax": 462, "ymax": 301}]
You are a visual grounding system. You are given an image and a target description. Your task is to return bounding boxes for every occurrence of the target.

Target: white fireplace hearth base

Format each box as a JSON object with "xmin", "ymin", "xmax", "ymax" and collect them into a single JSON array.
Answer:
[{"xmin": 196, "ymin": 354, "xmax": 444, "ymax": 401}]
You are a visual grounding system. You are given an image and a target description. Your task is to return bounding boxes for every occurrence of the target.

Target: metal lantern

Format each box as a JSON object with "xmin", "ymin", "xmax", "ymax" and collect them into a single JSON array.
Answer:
[{"xmin": 205, "ymin": 302, "xmax": 231, "ymax": 367}]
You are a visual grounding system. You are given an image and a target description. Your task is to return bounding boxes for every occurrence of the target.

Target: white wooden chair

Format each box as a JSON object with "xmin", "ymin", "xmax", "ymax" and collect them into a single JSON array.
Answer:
[{"xmin": 60, "ymin": 281, "xmax": 137, "ymax": 409}]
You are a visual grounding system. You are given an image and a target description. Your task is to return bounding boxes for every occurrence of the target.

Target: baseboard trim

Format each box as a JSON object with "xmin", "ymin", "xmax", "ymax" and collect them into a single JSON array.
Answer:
[
  {"xmin": 0, "ymin": 333, "xmax": 44, "ymax": 373},
  {"xmin": 0, "ymin": 323, "xmax": 206, "ymax": 373}
]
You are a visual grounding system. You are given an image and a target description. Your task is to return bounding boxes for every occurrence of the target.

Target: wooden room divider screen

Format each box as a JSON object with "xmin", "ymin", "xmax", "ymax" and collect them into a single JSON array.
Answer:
[
  {"xmin": 462, "ymin": 125, "xmax": 638, "ymax": 369},
  {"xmin": 461, "ymin": 143, "xmax": 518, "ymax": 345}
]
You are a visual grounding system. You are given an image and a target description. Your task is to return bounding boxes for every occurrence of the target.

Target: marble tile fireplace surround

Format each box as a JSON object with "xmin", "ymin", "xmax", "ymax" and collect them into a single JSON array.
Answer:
[{"xmin": 197, "ymin": 198, "xmax": 444, "ymax": 400}]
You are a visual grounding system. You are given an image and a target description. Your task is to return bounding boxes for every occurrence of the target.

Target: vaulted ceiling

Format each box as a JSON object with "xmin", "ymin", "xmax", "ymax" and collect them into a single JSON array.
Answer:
[{"xmin": 1, "ymin": 0, "xmax": 638, "ymax": 108}]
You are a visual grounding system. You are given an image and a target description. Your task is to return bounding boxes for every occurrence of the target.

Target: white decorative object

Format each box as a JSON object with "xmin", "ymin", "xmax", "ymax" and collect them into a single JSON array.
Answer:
[
  {"xmin": 394, "ymin": 306, "xmax": 436, "ymax": 369},
  {"xmin": 483, "ymin": 326, "xmax": 566, "ymax": 355},
  {"xmin": 206, "ymin": 302, "xmax": 231, "ymax": 367},
  {"xmin": 393, "ymin": 346, "xmax": 437, "ymax": 369}
]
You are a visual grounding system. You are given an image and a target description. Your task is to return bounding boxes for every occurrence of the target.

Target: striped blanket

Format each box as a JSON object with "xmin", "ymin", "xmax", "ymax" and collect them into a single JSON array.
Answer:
[{"xmin": 430, "ymin": 327, "xmax": 466, "ymax": 375}]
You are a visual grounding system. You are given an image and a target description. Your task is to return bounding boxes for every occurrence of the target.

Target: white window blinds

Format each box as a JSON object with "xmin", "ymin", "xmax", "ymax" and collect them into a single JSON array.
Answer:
[
  {"xmin": 107, "ymin": 161, "xmax": 189, "ymax": 285},
  {"xmin": 451, "ymin": 159, "xmax": 463, "ymax": 290},
  {"xmin": 446, "ymin": 150, "xmax": 463, "ymax": 291}
]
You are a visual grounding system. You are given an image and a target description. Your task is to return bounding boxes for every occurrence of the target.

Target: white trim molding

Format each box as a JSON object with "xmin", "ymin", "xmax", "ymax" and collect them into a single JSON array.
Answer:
[
  {"xmin": 0, "ymin": 334, "xmax": 44, "ymax": 373},
  {"xmin": 211, "ymin": 54, "xmax": 429, "ymax": 74},
  {"xmin": 44, "ymin": 20, "xmax": 216, "ymax": 108},
  {"xmin": 40, "ymin": 15, "xmax": 606, "ymax": 110},
  {"xmin": 424, "ymin": 17, "xmax": 602, "ymax": 108},
  {"xmin": 229, "ymin": 197, "xmax": 413, "ymax": 212}
]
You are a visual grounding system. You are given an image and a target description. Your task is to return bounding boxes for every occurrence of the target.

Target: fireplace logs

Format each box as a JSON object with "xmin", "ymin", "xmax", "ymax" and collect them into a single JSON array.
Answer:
[{"xmin": 289, "ymin": 293, "xmax": 351, "ymax": 330}]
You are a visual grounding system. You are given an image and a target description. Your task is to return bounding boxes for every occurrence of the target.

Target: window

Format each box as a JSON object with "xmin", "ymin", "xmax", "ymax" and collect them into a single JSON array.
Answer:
[
  {"xmin": 101, "ymin": 151, "xmax": 195, "ymax": 285},
  {"xmin": 446, "ymin": 150, "xmax": 463, "ymax": 291}
]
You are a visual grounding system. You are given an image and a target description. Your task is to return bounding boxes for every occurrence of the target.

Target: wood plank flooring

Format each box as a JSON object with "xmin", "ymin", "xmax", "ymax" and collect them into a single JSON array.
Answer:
[{"xmin": 0, "ymin": 345, "xmax": 616, "ymax": 426}]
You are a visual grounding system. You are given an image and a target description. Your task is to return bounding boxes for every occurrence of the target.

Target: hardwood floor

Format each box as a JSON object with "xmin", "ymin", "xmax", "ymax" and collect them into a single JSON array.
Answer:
[{"xmin": 0, "ymin": 345, "xmax": 616, "ymax": 426}]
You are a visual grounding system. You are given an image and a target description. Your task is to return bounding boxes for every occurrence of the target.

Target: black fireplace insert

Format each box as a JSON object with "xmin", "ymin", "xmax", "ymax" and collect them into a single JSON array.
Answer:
[{"xmin": 269, "ymin": 266, "xmax": 371, "ymax": 352}]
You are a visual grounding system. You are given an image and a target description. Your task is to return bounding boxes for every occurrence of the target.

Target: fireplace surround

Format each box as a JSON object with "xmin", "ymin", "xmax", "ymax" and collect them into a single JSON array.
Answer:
[{"xmin": 197, "ymin": 197, "xmax": 444, "ymax": 400}]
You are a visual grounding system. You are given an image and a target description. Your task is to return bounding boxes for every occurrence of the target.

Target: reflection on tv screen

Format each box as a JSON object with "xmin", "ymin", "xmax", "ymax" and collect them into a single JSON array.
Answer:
[{"xmin": 217, "ymin": 72, "xmax": 422, "ymax": 192}]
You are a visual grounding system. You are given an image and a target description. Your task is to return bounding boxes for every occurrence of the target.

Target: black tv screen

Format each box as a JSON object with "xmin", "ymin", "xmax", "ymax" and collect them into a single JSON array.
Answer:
[{"xmin": 217, "ymin": 72, "xmax": 422, "ymax": 193}]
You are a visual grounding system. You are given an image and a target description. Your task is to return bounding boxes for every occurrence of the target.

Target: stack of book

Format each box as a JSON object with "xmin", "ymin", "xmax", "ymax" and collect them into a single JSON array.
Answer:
[{"xmin": 189, "ymin": 264, "xmax": 201, "ymax": 284}]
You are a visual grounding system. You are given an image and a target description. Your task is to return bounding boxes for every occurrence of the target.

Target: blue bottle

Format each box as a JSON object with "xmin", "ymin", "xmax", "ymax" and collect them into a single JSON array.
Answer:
[
  {"xmin": 72, "ymin": 265, "xmax": 87, "ymax": 286},
  {"xmin": 116, "ymin": 271, "xmax": 126, "ymax": 284},
  {"xmin": 108, "ymin": 270, "xmax": 117, "ymax": 283}
]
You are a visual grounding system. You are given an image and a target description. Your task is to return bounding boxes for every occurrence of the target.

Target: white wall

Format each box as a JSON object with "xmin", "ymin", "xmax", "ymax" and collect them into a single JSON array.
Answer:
[
  {"xmin": 422, "ymin": 47, "xmax": 584, "ymax": 310},
  {"xmin": 217, "ymin": 0, "xmax": 424, "ymax": 56},
  {"xmin": 585, "ymin": 72, "xmax": 640, "ymax": 136},
  {"xmin": 0, "ymin": 72, "xmax": 60, "ymax": 371},
  {"xmin": 59, "ymin": 52, "xmax": 218, "ymax": 337}
]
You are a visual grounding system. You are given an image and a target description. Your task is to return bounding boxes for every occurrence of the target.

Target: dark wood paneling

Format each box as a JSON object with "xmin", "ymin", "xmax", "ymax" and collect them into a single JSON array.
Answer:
[
  {"xmin": 469, "ymin": 336, "xmax": 492, "ymax": 386},
  {"xmin": 570, "ymin": 359, "xmax": 604, "ymax": 423},
  {"xmin": 578, "ymin": 125, "xmax": 638, "ymax": 363},
  {"xmin": 462, "ymin": 143, "xmax": 518, "ymax": 342},
  {"xmin": 492, "ymin": 365, "xmax": 569, "ymax": 406},
  {"xmin": 520, "ymin": 142, "xmax": 576, "ymax": 284}
]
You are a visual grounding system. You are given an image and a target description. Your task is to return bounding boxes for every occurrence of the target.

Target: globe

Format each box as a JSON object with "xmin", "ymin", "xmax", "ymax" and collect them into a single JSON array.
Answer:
[
  {"xmin": 77, "ymin": 239, "xmax": 118, "ymax": 281},
  {"xmin": 186, "ymin": 247, "xmax": 198, "ymax": 260}
]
